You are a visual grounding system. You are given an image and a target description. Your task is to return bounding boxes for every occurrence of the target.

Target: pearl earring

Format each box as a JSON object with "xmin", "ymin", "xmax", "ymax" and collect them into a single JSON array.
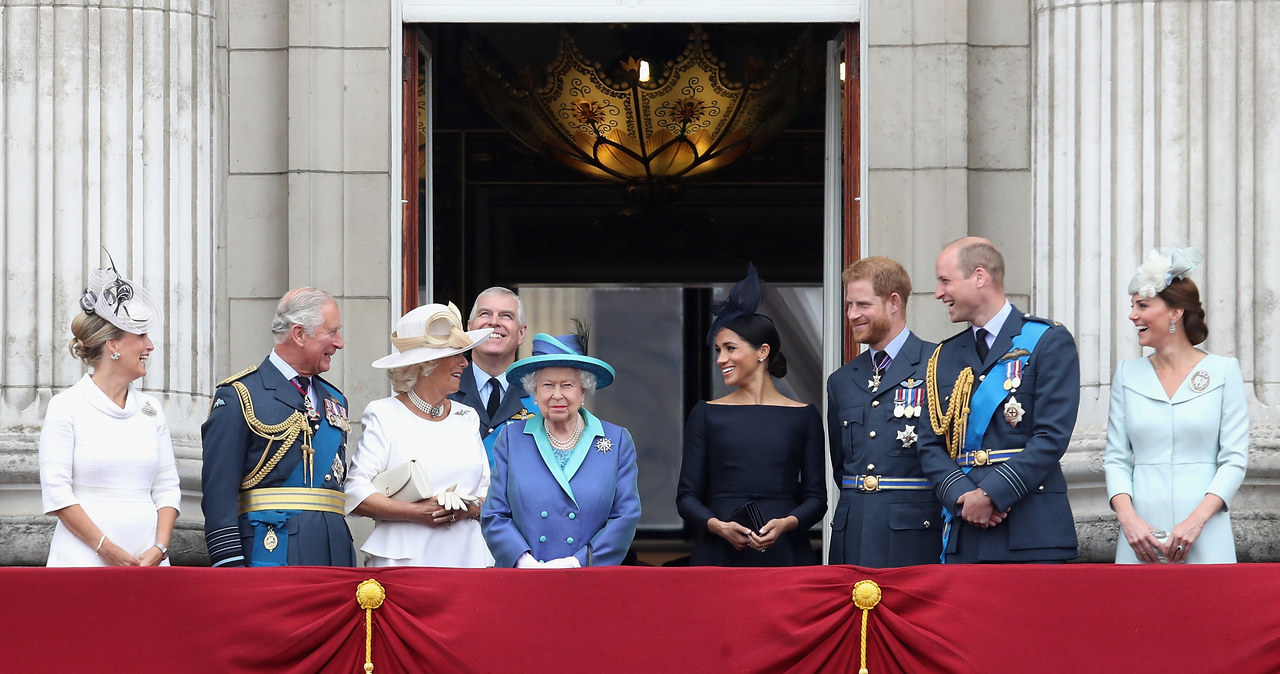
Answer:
[
  {"xmin": 1169, "ymin": 322, "xmax": 1176, "ymax": 334},
  {"xmin": 757, "ymin": 358, "xmax": 764, "ymax": 363},
  {"xmin": 110, "ymin": 352, "xmax": 121, "ymax": 360}
]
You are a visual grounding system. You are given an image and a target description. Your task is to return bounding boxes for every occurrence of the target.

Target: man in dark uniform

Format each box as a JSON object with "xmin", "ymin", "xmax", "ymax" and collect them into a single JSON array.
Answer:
[
  {"xmin": 201, "ymin": 287, "xmax": 356, "ymax": 567},
  {"xmin": 449, "ymin": 287, "xmax": 536, "ymax": 466},
  {"xmin": 827, "ymin": 256, "xmax": 942, "ymax": 567},
  {"xmin": 918, "ymin": 237, "xmax": 1079, "ymax": 563}
]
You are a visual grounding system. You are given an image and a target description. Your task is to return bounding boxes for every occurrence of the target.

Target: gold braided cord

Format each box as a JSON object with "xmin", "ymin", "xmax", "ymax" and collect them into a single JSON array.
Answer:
[
  {"xmin": 356, "ymin": 579, "xmax": 386, "ymax": 674},
  {"xmin": 231, "ymin": 381, "xmax": 313, "ymax": 490},
  {"xmin": 925, "ymin": 344, "xmax": 975, "ymax": 460},
  {"xmin": 852, "ymin": 580, "xmax": 882, "ymax": 674}
]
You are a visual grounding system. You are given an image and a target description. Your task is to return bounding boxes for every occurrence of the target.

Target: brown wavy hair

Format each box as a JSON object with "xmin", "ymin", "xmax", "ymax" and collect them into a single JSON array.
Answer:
[{"xmin": 1159, "ymin": 277, "xmax": 1209, "ymax": 345}]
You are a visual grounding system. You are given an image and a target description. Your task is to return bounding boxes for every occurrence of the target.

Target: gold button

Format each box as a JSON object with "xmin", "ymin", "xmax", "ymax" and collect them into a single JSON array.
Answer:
[
  {"xmin": 1038, "ymin": 485, "xmax": 1045, "ymax": 491},
  {"xmin": 923, "ymin": 521, "xmax": 931, "ymax": 528},
  {"xmin": 869, "ymin": 431, "xmax": 876, "ymax": 438},
  {"xmin": 866, "ymin": 464, "xmax": 875, "ymax": 471},
  {"xmin": 978, "ymin": 374, "xmax": 986, "ymax": 381},
  {"xmin": 872, "ymin": 400, "xmax": 880, "ymax": 407}
]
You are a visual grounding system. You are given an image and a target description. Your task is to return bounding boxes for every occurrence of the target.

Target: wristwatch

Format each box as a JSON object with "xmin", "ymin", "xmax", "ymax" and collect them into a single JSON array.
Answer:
[{"xmin": 153, "ymin": 543, "xmax": 169, "ymax": 560}]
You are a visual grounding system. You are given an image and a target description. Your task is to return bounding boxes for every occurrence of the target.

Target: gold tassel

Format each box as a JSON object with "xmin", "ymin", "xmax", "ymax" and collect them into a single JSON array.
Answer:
[
  {"xmin": 356, "ymin": 579, "xmax": 386, "ymax": 673},
  {"xmin": 852, "ymin": 580, "xmax": 882, "ymax": 674}
]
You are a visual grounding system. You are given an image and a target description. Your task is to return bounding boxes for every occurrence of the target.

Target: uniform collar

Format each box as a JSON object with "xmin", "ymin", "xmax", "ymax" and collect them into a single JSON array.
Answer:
[
  {"xmin": 269, "ymin": 348, "xmax": 300, "ymax": 381},
  {"xmin": 871, "ymin": 326, "xmax": 911, "ymax": 362},
  {"xmin": 471, "ymin": 361, "xmax": 509, "ymax": 394},
  {"xmin": 973, "ymin": 300, "xmax": 1013, "ymax": 343}
]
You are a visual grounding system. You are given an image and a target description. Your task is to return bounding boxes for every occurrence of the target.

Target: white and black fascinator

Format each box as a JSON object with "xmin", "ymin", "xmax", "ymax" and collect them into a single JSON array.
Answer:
[
  {"xmin": 707, "ymin": 263, "xmax": 764, "ymax": 344},
  {"xmin": 80, "ymin": 250, "xmax": 163, "ymax": 335},
  {"xmin": 1127, "ymin": 245, "xmax": 1204, "ymax": 299}
]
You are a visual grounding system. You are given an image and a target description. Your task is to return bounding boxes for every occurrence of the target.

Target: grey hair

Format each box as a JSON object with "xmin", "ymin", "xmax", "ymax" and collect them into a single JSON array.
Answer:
[
  {"xmin": 469, "ymin": 287, "xmax": 526, "ymax": 325},
  {"xmin": 271, "ymin": 288, "xmax": 336, "ymax": 344},
  {"xmin": 520, "ymin": 368, "xmax": 597, "ymax": 396},
  {"xmin": 386, "ymin": 359, "xmax": 439, "ymax": 394}
]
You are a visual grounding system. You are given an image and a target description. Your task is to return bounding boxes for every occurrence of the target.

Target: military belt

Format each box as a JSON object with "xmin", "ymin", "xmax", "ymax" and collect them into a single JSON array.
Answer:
[
  {"xmin": 955, "ymin": 448, "xmax": 1023, "ymax": 468},
  {"xmin": 841, "ymin": 475, "xmax": 932, "ymax": 492},
  {"xmin": 238, "ymin": 487, "xmax": 345, "ymax": 515}
]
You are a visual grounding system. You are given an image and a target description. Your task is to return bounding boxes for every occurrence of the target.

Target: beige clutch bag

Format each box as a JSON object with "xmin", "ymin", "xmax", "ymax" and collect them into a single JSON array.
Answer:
[{"xmin": 371, "ymin": 460, "xmax": 434, "ymax": 502}]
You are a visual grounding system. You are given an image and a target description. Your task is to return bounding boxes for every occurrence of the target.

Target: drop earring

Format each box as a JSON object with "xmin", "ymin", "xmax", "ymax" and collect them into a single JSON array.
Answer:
[
  {"xmin": 110, "ymin": 352, "xmax": 121, "ymax": 360},
  {"xmin": 1169, "ymin": 322, "xmax": 1177, "ymax": 334}
]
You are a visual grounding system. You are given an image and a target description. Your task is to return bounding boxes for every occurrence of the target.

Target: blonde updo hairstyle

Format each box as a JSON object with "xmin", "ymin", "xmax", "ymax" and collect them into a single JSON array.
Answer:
[
  {"xmin": 387, "ymin": 359, "xmax": 440, "ymax": 394},
  {"xmin": 68, "ymin": 312, "xmax": 125, "ymax": 365}
]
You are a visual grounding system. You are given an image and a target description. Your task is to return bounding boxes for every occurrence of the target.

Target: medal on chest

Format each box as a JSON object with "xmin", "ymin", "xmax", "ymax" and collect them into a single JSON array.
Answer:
[
  {"xmin": 324, "ymin": 398, "xmax": 350, "ymax": 432},
  {"xmin": 894, "ymin": 379, "xmax": 923, "ymax": 419},
  {"xmin": 1002, "ymin": 359, "xmax": 1026, "ymax": 427}
]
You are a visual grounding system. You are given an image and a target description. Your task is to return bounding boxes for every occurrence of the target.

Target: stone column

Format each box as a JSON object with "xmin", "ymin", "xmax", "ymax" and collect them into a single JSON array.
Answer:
[
  {"xmin": 1034, "ymin": 0, "xmax": 1280, "ymax": 560},
  {"xmin": 0, "ymin": 0, "xmax": 218, "ymax": 564}
]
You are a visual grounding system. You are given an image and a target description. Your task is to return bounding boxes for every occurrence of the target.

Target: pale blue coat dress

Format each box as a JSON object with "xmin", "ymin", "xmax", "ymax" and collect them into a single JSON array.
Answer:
[{"xmin": 1103, "ymin": 353, "xmax": 1249, "ymax": 563}]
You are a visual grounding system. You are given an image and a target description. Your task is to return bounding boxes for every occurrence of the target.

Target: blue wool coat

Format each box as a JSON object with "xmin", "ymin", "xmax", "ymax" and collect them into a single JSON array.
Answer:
[{"xmin": 482, "ymin": 409, "xmax": 640, "ymax": 567}]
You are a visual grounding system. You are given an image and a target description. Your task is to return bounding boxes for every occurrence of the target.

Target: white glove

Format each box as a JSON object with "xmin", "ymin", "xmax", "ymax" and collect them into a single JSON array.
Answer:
[
  {"xmin": 435, "ymin": 483, "xmax": 482, "ymax": 511},
  {"xmin": 515, "ymin": 552, "xmax": 544, "ymax": 569},
  {"xmin": 542, "ymin": 556, "xmax": 581, "ymax": 569}
]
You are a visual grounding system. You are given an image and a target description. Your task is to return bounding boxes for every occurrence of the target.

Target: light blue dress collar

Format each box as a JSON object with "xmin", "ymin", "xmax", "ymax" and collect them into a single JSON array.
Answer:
[{"xmin": 524, "ymin": 408, "xmax": 605, "ymax": 504}]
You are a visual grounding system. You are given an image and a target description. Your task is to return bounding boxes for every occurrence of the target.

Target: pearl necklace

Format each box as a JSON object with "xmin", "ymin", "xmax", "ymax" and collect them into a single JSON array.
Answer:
[
  {"xmin": 545, "ymin": 414, "xmax": 584, "ymax": 450},
  {"xmin": 407, "ymin": 388, "xmax": 446, "ymax": 418}
]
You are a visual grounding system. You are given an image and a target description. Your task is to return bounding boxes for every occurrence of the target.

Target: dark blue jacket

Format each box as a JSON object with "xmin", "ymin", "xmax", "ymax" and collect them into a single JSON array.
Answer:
[
  {"xmin": 827, "ymin": 330, "xmax": 943, "ymax": 567},
  {"xmin": 916, "ymin": 308, "xmax": 1080, "ymax": 563}
]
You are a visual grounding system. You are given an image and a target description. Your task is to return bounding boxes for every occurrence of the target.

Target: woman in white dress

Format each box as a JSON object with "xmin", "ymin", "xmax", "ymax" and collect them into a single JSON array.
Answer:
[
  {"xmin": 39, "ymin": 256, "xmax": 180, "ymax": 566},
  {"xmin": 1104, "ymin": 246, "xmax": 1249, "ymax": 564},
  {"xmin": 344, "ymin": 302, "xmax": 495, "ymax": 567}
]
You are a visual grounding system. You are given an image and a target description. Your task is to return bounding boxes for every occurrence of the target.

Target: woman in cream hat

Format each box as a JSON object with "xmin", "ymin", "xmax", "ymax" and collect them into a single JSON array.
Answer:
[
  {"xmin": 40, "ymin": 253, "xmax": 180, "ymax": 566},
  {"xmin": 343, "ymin": 302, "xmax": 496, "ymax": 567},
  {"xmin": 481, "ymin": 328, "xmax": 640, "ymax": 568}
]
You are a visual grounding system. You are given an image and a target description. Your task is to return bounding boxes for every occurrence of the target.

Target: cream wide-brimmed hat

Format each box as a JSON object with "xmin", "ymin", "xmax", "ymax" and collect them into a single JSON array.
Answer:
[{"xmin": 371, "ymin": 302, "xmax": 493, "ymax": 369}]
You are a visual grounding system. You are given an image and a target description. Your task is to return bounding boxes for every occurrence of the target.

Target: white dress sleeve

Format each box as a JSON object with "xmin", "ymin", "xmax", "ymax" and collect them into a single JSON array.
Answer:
[
  {"xmin": 344, "ymin": 400, "xmax": 394, "ymax": 514},
  {"xmin": 149, "ymin": 400, "xmax": 182, "ymax": 512},
  {"xmin": 39, "ymin": 393, "xmax": 79, "ymax": 514}
]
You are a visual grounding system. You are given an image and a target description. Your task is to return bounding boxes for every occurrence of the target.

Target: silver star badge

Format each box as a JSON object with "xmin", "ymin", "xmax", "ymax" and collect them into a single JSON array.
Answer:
[
  {"xmin": 896, "ymin": 424, "xmax": 917, "ymax": 448},
  {"xmin": 595, "ymin": 438, "xmax": 613, "ymax": 453}
]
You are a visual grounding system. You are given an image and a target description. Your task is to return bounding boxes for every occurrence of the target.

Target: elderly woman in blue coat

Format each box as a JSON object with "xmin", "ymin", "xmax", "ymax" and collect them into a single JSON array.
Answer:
[{"xmin": 482, "ymin": 331, "xmax": 640, "ymax": 567}]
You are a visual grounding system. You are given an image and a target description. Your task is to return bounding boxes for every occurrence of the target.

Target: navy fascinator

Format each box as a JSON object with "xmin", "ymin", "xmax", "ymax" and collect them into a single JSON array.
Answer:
[{"xmin": 707, "ymin": 263, "xmax": 763, "ymax": 344}]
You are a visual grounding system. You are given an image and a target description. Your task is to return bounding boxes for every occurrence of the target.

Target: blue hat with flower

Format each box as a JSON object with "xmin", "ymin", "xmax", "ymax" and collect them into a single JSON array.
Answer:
[{"xmin": 506, "ymin": 330, "xmax": 615, "ymax": 390}]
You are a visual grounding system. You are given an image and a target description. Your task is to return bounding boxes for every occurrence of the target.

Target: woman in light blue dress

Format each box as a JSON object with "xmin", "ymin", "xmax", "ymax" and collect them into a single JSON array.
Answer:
[{"xmin": 1104, "ymin": 246, "xmax": 1248, "ymax": 564}]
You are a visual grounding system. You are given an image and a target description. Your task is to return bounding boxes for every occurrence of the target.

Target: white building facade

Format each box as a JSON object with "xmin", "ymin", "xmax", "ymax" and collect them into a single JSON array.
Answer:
[{"xmin": 0, "ymin": 0, "xmax": 1275, "ymax": 563}]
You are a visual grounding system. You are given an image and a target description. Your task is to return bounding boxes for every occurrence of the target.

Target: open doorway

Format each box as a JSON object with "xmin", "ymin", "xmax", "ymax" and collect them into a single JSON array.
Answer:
[{"xmin": 401, "ymin": 22, "xmax": 856, "ymax": 561}]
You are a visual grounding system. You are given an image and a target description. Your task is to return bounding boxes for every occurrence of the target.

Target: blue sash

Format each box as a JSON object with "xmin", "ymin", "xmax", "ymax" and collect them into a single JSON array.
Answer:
[
  {"xmin": 247, "ymin": 383, "xmax": 345, "ymax": 567},
  {"xmin": 482, "ymin": 395, "xmax": 538, "ymax": 468},
  {"xmin": 963, "ymin": 321, "xmax": 1050, "ymax": 451},
  {"xmin": 939, "ymin": 319, "xmax": 1051, "ymax": 563}
]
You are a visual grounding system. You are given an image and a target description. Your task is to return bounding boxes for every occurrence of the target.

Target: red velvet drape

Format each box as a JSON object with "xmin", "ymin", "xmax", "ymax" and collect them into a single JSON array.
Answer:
[{"xmin": 7, "ymin": 564, "xmax": 1279, "ymax": 672}]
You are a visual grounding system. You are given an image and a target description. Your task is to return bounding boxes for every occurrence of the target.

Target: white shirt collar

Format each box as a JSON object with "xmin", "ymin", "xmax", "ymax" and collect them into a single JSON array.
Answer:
[
  {"xmin": 974, "ymin": 300, "xmax": 1014, "ymax": 344},
  {"xmin": 269, "ymin": 348, "xmax": 300, "ymax": 381},
  {"xmin": 871, "ymin": 326, "xmax": 911, "ymax": 362},
  {"xmin": 471, "ymin": 362, "xmax": 509, "ymax": 394}
]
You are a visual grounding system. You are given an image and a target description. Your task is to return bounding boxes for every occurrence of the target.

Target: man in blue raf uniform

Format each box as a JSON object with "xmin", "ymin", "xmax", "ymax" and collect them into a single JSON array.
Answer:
[
  {"xmin": 918, "ymin": 237, "xmax": 1079, "ymax": 563},
  {"xmin": 449, "ymin": 287, "xmax": 537, "ymax": 467},
  {"xmin": 827, "ymin": 257, "xmax": 942, "ymax": 567},
  {"xmin": 201, "ymin": 287, "xmax": 356, "ymax": 567}
]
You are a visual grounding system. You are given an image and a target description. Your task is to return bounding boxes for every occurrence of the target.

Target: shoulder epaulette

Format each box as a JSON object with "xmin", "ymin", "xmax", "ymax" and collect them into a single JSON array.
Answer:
[
  {"xmin": 217, "ymin": 365, "xmax": 258, "ymax": 387},
  {"xmin": 1020, "ymin": 312, "xmax": 1060, "ymax": 327}
]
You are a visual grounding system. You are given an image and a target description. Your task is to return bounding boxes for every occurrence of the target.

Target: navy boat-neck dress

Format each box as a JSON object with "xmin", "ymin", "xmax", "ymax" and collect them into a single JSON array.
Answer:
[{"xmin": 676, "ymin": 402, "xmax": 826, "ymax": 566}]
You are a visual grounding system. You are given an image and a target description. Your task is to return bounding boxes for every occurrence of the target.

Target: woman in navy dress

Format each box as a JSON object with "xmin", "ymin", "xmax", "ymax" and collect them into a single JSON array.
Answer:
[{"xmin": 676, "ymin": 265, "xmax": 826, "ymax": 566}]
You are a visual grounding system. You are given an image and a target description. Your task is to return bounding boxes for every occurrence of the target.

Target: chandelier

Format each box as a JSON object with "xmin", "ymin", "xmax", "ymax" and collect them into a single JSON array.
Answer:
[{"xmin": 463, "ymin": 26, "xmax": 822, "ymax": 206}]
